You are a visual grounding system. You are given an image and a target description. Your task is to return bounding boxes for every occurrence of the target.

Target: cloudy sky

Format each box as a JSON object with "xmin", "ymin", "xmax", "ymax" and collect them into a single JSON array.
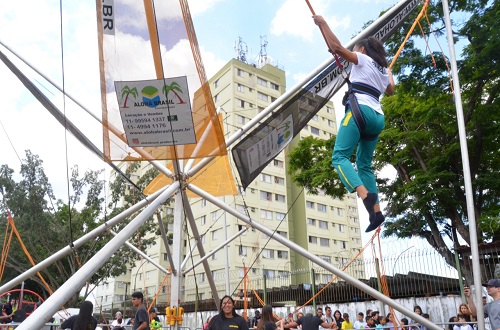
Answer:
[{"xmin": 0, "ymin": 0, "xmax": 439, "ymax": 252}]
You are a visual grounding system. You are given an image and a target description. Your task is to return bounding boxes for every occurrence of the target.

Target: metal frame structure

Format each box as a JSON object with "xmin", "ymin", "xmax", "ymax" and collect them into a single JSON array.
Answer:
[{"xmin": 0, "ymin": 1, "xmax": 481, "ymax": 329}]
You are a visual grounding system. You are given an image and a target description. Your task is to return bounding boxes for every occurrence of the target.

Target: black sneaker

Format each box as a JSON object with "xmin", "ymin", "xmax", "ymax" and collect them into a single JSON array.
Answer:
[
  {"xmin": 365, "ymin": 211, "xmax": 385, "ymax": 232},
  {"xmin": 362, "ymin": 192, "xmax": 377, "ymax": 219}
]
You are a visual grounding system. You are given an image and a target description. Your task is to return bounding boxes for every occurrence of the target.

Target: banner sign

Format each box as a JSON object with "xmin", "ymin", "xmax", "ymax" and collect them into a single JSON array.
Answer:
[{"xmin": 115, "ymin": 76, "xmax": 196, "ymax": 147}]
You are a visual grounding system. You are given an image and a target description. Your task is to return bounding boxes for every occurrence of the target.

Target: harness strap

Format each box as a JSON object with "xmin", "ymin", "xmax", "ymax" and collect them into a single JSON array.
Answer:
[
  {"xmin": 342, "ymin": 79, "xmax": 380, "ymax": 141},
  {"xmin": 351, "ymin": 82, "xmax": 381, "ymax": 100}
]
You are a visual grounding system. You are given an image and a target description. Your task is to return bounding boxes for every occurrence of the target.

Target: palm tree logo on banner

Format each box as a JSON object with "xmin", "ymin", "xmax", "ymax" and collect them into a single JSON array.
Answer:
[
  {"xmin": 119, "ymin": 85, "xmax": 138, "ymax": 108},
  {"xmin": 162, "ymin": 81, "xmax": 186, "ymax": 104}
]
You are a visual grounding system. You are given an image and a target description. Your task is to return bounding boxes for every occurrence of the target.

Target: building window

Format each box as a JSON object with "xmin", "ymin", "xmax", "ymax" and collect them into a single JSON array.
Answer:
[
  {"xmin": 257, "ymin": 92, "xmax": 268, "ymax": 101},
  {"xmin": 214, "ymin": 79, "xmax": 219, "ymax": 88},
  {"xmin": 199, "ymin": 273, "xmax": 205, "ymax": 282},
  {"xmin": 199, "ymin": 215, "xmax": 206, "ymax": 225},
  {"xmin": 211, "ymin": 229, "xmax": 219, "ymax": 240},
  {"xmin": 337, "ymin": 208, "xmax": 344, "ymax": 216},
  {"xmin": 339, "ymin": 224, "xmax": 345, "ymax": 232},
  {"xmin": 277, "ymin": 250, "xmax": 288, "ymax": 259},
  {"xmin": 276, "ymin": 212, "xmax": 286, "ymax": 221},
  {"xmin": 261, "ymin": 210, "xmax": 272, "ymax": 220},
  {"xmin": 274, "ymin": 176, "xmax": 284, "ymax": 185},
  {"xmin": 200, "ymin": 198, "xmax": 206, "ymax": 207},
  {"xmin": 319, "ymin": 238, "xmax": 330, "ymax": 247},
  {"xmin": 237, "ymin": 68, "xmax": 244, "ymax": 77},
  {"xmin": 306, "ymin": 201, "xmax": 315, "ymax": 209},
  {"xmin": 261, "ymin": 173, "xmax": 272, "ymax": 183},
  {"xmin": 319, "ymin": 255, "xmax": 331, "ymax": 263},
  {"xmin": 237, "ymin": 99, "xmax": 245, "ymax": 108},
  {"xmin": 237, "ymin": 115, "xmax": 248, "ymax": 125},
  {"xmin": 263, "ymin": 269, "xmax": 275, "ymax": 278},
  {"xmin": 260, "ymin": 191, "xmax": 272, "ymax": 201},
  {"xmin": 317, "ymin": 203, "xmax": 327, "ymax": 212},
  {"xmin": 311, "ymin": 127, "xmax": 320, "ymax": 135},
  {"xmin": 262, "ymin": 249, "xmax": 274, "ymax": 259},
  {"xmin": 274, "ymin": 159, "xmax": 284, "ymax": 168},
  {"xmin": 270, "ymin": 82, "xmax": 279, "ymax": 91},
  {"xmin": 271, "ymin": 97, "xmax": 277, "ymax": 102},
  {"xmin": 312, "ymin": 115, "xmax": 319, "ymax": 121},
  {"xmin": 257, "ymin": 77, "xmax": 267, "ymax": 87},
  {"xmin": 200, "ymin": 235, "xmax": 205, "ymax": 244},
  {"xmin": 258, "ymin": 106, "xmax": 265, "ymax": 113},
  {"xmin": 328, "ymin": 119, "xmax": 335, "ymax": 127},
  {"xmin": 341, "ymin": 241, "xmax": 347, "ymax": 249},
  {"xmin": 326, "ymin": 107, "xmax": 333, "ymax": 114},
  {"xmin": 237, "ymin": 83, "xmax": 244, "ymax": 92},
  {"xmin": 309, "ymin": 236, "xmax": 318, "ymax": 244},
  {"xmin": 277, "ymin": 230, "xmax": 287, "ymax": 238},
  {"xmin": 307, "ymin": 218, "xmax": 316, "ymax": 226},
  {"xmin": 318, "ymin": 220, "xmax": 328, "ymax": 229},
  {"xmin": 212, "ymin": 251, "xmax": 217, "ymax": 260},
  {"xmin": 275, "ymin": 194, "xmax": 285, "ymax": 203},
  {"xmin": 211, "ymin": 210, "xmax": 221, "ymax": 221},
  {"xmin": 214, "ymin": 94, "xmax": 218, "ymax": 103},
  {"xmin": 239, "ymin": 245, "xmax": 248, "ymax": 256}
]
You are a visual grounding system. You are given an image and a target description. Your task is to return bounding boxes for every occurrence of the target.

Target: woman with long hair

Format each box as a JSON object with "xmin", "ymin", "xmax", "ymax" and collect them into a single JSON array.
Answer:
[
  {"xmin": 60, "ymin": 300, "xmax": 97, "ymax": 330},
  {"xmin": 207, "ymin": 295, "xmax": 249, "ymax": 330},
  {"xmin": 256, "ymin": 305, "xmax": 284, "ymax": 330},
  {"xmin": 313, "ymin": 15, "xmax": 395, "ymax": 233},
  {"xmin": 333, "ymin": 310, "xmax": 344, "ymax": 329},
  {"xmin": 457, "ymin": 304, "xmax": 472, "ymax": 321}
]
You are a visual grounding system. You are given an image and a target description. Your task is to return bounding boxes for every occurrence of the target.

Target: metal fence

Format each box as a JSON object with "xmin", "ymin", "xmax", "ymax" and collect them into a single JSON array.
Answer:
[{"xmin": 179, "ymin": 241, "xmax": 499, "ymax": 311}]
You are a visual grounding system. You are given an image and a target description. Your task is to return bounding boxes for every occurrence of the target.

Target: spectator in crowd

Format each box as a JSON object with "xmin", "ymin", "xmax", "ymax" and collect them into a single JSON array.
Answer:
[
  {"xmin": 371, "ymin": 312, "xmax": 380, "ymax": 325},
  {"xmin": 375, "ymin": 316, "xmax": 387, "ymax": 329},
  {"xmin": 252, "ymin": 311, "xmax": 262, "ymax": 328},
  {"xmin": 322, "ymin": 307, "xmax": 334, "ymax": 329},
  {"xmin": 341, "ymin": 313, "xmax": 353, "ymax": 330},
  {"xmin": 285, "ymin": 313, "xmax": 295, "ymax": 325},
  {"xmin": 456, "ymin": 314, "xmax": 472, "ymax": 330},
  {"xmin": 207, "ymin": 295, "xmax": 249, "ymax": 330},
  {"xmin": 409, "ymin": 306, "xmax": 423, "ymax": 328},
  {"xmin": 365, "ymin": 316, "xmax": 375, "ymax": 329},
  {"xmin": 203, "ymin": 316, "xmax": 212, "ymax": 330},
  {"xmin": 283, "ymin": 313, "xmax": 337, "ymax": 330},
  {"xmin": 353, "ymin": 312, "xmax": 366, "ymax": 329},
  {"xmin": 257, "ymin": 305, "xmax": 279, "ymax": 330},
  {"xmin": 333, "ymin": 310, "xmax": 344, "ymax": 329},
  {"xmin": 400, "ymin": 318, "xmax": 409, "ymax": 329},
  {"xmin": 366, "ymin": 310, "xmax": 372, "ymax": 318},
  {"xmin": 457, "ymin": 304, "xmax": 472, "ymax": 322},
  {"xmin": 316, "ymin": 308, "xmax": 324, "ymax": 319},
  {"xmin": 385, "ymin": 313, "xmax": 395, "ymax": 330},
  {"xmin": 448, "ymin": 316, "xmax": 458, "ymax": 330},
  {"xmin": 111, "ymin": 311, "xmax": 125, "ymax": 330},
  {"xmin": 60, "ymin": 301, "xmax": 98, "ymax": 330}
]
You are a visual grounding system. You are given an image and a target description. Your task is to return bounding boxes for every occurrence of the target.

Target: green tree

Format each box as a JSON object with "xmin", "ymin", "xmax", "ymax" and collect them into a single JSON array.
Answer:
[
  {"xmin": 287, "ymin": 0, "xmax": 500, "ymax": 283},
  {"xmin": 0, "ymin": 152, "xmax": 166, "ymax": 307}
]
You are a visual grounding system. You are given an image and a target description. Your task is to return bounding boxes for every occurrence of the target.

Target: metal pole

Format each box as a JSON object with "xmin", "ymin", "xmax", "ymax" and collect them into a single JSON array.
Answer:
[
  {"xmin": 441, "ymin": 1, "xmax": 484, "ymax": 329},
  {"xmin": 170, "ymin": 193, "xmax": 184, "ymax": 330},
  {"xmin": 16, "ymin": 183, "xmax": 179, "ymax": 330},
  {"xmin": 182, "ymin": 228, "xmax": 248, "ymax": 274},
  {"xmin": 311, "ymin": 269, "xmax": 317, "ymax": 311},
  {"xmin": 109, "ymin": 230, "xmax": 170, "ymax": 275},
  {"xmin": 188, "ymin": 183, "xmax": 442, "ymax": 330},
  {"xmin": 0, "ymin": 186, "xmax": 167, "ymax": 294}
]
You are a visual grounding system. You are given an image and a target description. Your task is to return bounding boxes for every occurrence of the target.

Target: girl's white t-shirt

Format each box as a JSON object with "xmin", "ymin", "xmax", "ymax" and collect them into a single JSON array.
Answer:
[{"xmin": 349, "ymin": 52, "xmax": 390, "ymax": 114}]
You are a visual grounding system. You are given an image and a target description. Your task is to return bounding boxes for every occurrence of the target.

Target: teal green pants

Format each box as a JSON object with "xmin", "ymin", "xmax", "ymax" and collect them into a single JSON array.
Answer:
[{"xmin": 332, "ymin": 104, "xmax": 385, "ymax": 202}]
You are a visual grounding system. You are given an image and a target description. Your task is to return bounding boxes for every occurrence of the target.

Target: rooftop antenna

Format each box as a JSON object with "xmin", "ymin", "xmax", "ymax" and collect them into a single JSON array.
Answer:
[
  {"xmin": 258, "ymin": 35, "xmax": 268, "ymax": 68},
  {"xmin": 234, "ymin": 37, "xmax": 248, "ymax": 63}
]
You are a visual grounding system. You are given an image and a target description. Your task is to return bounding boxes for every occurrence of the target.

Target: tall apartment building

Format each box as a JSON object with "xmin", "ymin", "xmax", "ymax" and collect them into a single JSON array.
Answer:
[
  {"xmin": 95, "ymin": 58, "xmax": 363, "ymax": 311},
  {"xmin": 183, "ymin": 58, "xmax": 363, "ymax": 301}
]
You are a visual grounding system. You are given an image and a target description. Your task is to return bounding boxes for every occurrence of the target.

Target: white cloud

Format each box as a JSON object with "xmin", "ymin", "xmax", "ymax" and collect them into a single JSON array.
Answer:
[{"xmin": 270, "ymin": 0, "xmax": 351, "ymax": 41}]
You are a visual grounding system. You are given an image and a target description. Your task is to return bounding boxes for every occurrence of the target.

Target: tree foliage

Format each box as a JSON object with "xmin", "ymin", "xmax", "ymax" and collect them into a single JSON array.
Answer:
[
  {"xmin": 288, "ymin": 0, "xmax": 500, "ymax": 282},
  {"xmin": 0, "ymin": 151, "xmax": 163, "ymax": 306}
]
